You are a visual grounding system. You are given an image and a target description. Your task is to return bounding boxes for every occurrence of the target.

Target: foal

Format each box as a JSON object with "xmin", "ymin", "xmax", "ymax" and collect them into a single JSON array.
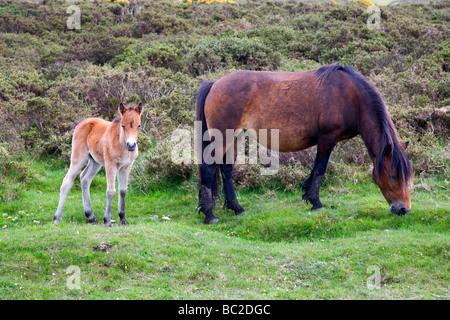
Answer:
[{"xmin": 54, "ymin": 102, "xmax": 143, "ymax": 226}]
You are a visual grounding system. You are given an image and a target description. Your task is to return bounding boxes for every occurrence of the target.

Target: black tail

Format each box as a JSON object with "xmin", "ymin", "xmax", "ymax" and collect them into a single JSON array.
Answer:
[{"xmin": 195, "ymin": 81, "xmax": 219, "ymax": 199}]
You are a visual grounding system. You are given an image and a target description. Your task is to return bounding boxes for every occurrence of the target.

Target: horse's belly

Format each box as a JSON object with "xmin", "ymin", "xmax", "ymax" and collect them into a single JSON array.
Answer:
[{"xmin": 259, "ymin": 129, "xmax": 315, "ymax": 152}]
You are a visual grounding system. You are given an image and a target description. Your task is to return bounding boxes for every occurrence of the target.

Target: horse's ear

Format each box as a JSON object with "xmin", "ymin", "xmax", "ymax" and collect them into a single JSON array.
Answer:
[
  {"xmin": 119, "ymin": 103, "xmax": 126, "ymax": 115},
  {"xmin": 135, "ymin": 102, "xmax": 143, "ymax": 115},
  {"xmin": 401, "ymin": 141, "xmax": 409, "ymax": 151}
]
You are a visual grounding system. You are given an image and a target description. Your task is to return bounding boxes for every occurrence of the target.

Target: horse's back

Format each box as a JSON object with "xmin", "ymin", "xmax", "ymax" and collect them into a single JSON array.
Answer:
[
  {"xmin": 73, "ymin": 118, "xmax": 110, "ymax": 139},
  {"xmin": 71, "ymin": 118, "xmax": 112, "ymax": 163},
  {"xmin": 204, "ymin": 68, "xmax": 360, "ymax": 152}
]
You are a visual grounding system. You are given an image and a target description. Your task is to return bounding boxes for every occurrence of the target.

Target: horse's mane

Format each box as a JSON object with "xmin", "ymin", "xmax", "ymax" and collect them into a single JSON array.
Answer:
[{"xmin": 315, "ymin": 64, "xmax": 413, "ymax": 186}]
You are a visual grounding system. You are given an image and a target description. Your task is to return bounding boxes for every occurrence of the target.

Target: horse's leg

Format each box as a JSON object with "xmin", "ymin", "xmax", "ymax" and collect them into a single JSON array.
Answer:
[
  {"xmin": 199, "ymin": 162, "xmax": 219, "ymax": 224},
  {"xmin": 117, "ymin": 164, "xmax": 133, "ymax": 226},
  {"xmin": 302, "ymin": 139, "xmax": 336, "ymax": 210},
  {"xmin": 80, "ymin": 158, "xmax": 102, "ymax": 223},
  {"xmin": 103, "ymin": 162, "xmax": 117, "ymax": 227},
  {"xmin": 54, "ymin": 153, "xmax": 89, "ymax": 224},
  {"xmin": 220, "ymin": 162, "xmax": 245, "ymax": 215}
]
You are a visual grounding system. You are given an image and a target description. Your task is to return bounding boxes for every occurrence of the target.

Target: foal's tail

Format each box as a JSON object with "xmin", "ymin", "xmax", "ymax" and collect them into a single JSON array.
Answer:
[
  {"xmin": 195, "ymin": 81, "xmax": 219, "ymax": 199},
  {"xmin": 71, "ymin": 119, "xmax": 83, "ymax": 132}
]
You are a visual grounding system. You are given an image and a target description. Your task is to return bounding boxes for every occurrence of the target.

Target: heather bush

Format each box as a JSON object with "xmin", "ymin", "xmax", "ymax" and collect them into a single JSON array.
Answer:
[{"xmin": 0, "ymin": 0, "xmax": 448, "ymax": 191}]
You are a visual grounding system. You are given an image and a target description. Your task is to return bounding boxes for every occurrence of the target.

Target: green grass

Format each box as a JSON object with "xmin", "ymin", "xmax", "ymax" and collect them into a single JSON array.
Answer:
[{"xmin": 0, "ymin": 159, "xmax": 449, "ymax": 299}]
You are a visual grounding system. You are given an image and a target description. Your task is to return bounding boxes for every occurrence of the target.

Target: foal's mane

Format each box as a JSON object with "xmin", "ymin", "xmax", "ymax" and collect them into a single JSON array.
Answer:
[
  {"xmin": 112, "ymin": 103, "xmax": 140, "ymax": 124},
  {"xmin": 315, "ymin": 65, "xmax": 413, "ymax": 186}
]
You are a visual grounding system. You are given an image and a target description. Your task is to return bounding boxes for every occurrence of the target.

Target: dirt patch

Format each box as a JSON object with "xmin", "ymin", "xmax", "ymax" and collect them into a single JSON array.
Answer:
[{"xmin": 93, "ymin": 243, "xmax": 115, "ymax": 253}]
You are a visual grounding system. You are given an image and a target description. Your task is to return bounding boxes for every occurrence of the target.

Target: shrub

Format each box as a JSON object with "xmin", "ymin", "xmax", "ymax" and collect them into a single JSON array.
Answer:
[{"xmin": 184, "ymin": 36, "xmax": 281, "ymax": 76}]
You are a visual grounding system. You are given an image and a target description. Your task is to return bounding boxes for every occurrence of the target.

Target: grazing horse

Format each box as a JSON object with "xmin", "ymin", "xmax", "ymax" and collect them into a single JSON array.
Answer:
[
  {"xmin": 54, "ymin": 102, "xmax": 143, "ymax": 226},
  {"xmin": 196, "ymin": 65, "xmax": 413, "ymax": 224}
]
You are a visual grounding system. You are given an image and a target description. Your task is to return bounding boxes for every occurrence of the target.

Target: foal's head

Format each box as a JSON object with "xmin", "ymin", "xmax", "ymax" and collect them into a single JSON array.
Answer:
[
  {"xmin": 119, "ymin": 102, "xmax": 143, "ymax": 151},
  {"xmin": 373, "ymin": 141, "xmax": 413, "ymax": 215}
]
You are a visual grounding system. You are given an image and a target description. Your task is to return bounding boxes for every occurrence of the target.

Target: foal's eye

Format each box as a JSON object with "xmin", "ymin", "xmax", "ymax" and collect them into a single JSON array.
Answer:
[
  {"xmin": 138, "ymin": 124, "xmax": 141, "ymax": 129},
  {"xmin": 121, "ymin": 124, "xmax": 125, "ymax": 129}
]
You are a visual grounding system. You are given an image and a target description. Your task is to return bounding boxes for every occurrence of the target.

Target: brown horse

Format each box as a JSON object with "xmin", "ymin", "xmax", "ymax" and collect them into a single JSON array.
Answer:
[
  {"xmin": 196, "ymin": 65, "xmax": 413, "ymax": 224},
  {"xmin": 54, "ymin": 102, "xmax": 143, "ymax": 226}
]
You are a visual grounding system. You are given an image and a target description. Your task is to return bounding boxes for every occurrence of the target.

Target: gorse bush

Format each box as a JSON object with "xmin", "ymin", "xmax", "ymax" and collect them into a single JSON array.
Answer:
[{"xmin": 0, "ymin": 0, "xmax": 449, "ymax": 192}]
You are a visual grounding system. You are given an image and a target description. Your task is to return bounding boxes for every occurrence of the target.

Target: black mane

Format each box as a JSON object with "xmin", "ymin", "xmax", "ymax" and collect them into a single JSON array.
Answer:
[{"xmin": 315, "ymin": 65, "xmax": 413, "ymax": 185}]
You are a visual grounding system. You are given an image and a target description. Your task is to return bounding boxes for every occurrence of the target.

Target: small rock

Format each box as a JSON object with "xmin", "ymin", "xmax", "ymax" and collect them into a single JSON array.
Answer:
[
  {"xmin": 161, "ymin": 216, "xmax": 171, "ymax": 221},
  {"xmin": 12, "ymin": 217, "xmax": 18, "ymax": 221},
  {"xmin": 152, "ymin": 215, "xmax": 159, "ymax": 220},
  {"xmin": 2, "ymin": 225, "xmax": 7, "ymax": 229},
  {"xmin": 2, "ymin": 213, "xmax": 7, "ymax": 217},
  {"xmin": 18, "ymin": 211, "xmax": 25, "ymax": 214},
  {"xmin": 33, "ymin": 220, "xmax": 40, "ymax": 224}
]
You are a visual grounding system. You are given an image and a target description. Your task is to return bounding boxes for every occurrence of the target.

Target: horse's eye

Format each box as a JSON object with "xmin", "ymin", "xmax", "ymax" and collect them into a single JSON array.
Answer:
[
  {"xmin": 138, "ymin": 124, "xmax": 141, "ymax": 129},
  {"xmin": 121, "ymin": 124, "xmax": 125, "ymax": 129},
  {"xmin": 389, "ymin": 175, "xmax": 396, "ymax": 179}
]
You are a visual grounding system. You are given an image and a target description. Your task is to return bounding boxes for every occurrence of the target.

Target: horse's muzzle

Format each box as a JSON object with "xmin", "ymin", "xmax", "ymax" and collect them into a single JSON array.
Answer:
[{"xmin": 390, "ymin": 205, "xmax": 410, "ymax": 216}]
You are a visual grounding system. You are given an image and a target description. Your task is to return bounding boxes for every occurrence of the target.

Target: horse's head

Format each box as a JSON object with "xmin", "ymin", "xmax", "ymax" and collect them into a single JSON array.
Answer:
[
  {"xmin": 373, "ymin": 141, "xmax": 413, "ymax": 215},
  {"xmin": 119, "ymin": 102, "xmax": 143, "ymax": 152}
]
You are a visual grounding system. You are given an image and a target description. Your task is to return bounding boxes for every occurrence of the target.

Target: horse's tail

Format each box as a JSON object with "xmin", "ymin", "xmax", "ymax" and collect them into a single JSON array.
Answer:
[
  {"xmin": 71, "ymin": 119, "xmax": 83, "ymax": 132},
  {"xmin": 195, "ymin": 81, "xmax": 219, "ymax": 199}
]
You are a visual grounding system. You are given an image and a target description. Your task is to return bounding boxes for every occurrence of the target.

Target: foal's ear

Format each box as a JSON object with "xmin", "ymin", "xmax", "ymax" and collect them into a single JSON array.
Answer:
[
  {"xmin": 401, "ymin": 141, "xmax": 410, "ymax": 151},
  {"xmin": 119, "ymin": 102, "xmax": 126, "ymax": 115},
  {"xmin": 135, "ymin": 102, "xmax": 143, "ymax": 115}
]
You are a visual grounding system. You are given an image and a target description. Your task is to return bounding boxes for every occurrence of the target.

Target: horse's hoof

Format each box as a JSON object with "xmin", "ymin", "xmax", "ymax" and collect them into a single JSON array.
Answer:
[
  {"xmin": 120, "ymin": 219, "xmax": 128, "ymax": 226},
  {"xmin": 53, "ymin": 216, "xmax": 61, "ymax": 225},
  {"xmin": 234, "ymin": 207, "xmax": 245, "ymax": 216},
  {"xmin": 204, "ymin": 217, "xmax": 220, "ymax": 224},
  {"xmin": 311, "ymin": 205, "xmax": 324, "ymax": 211}
]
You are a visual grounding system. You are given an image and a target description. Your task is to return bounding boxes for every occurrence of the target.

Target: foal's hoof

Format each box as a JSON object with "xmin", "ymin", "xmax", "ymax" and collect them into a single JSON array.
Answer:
[
  {"xmin": 53, "ymin": 216, "xmax": 61, "ymax": 225},
  {"xmin": 120, "ymin": 218, "xmax": 128, "ymax": 226},
  {"xmin": 103, "ymin": 218, "xmax": 112, "ymax": 227},
  {"xmin": 311, "ymin": 204, "xmax": 324, "ymax": 211},
  {"xmin": 87, "ymin": 216, "xmax": 97, "ymax": 224}
]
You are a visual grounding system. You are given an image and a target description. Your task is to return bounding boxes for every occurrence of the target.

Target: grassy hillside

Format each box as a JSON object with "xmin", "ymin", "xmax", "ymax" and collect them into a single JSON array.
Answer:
[
  {"xmin": 0, "ymin": 159, "xmax": 448, "ymax": 299},
  {"xmin": 0, "ymin": 0, "xmax": 449, "ymax": 300}
]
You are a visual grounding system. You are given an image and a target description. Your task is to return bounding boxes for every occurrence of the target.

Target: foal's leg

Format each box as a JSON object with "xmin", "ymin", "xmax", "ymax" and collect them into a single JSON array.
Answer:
[
  {"xmin": 117, "ymin": 164, "xmax": 133, "ymax": 226},
  {"xmin": 54, "ymin": 153, "xmax": 89, "ymax": 224},
  {"xmin": 103, "ymin": 162, "xmax": 117, "ymax": 227},
  {"xmin": 80, "ymin": 158, "xmax": 102, "ymax": 223},
  {"xmin": 302, "ymin": 139, "xmax": 336, "ymax": 210},
  {"xmin": 198, "ymin": 161, "xmax": 219, "ymax": 224},
  {"xmin": 220, "ymin": 162, "xmax": 245, "ymax": 215}
]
